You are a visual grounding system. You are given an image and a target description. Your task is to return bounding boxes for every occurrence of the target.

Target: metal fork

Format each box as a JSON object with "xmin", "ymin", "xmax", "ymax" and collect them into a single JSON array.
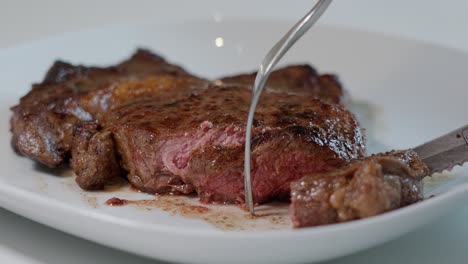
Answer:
[{"xmin": 243, "ymin": 0, "xmax": 333, "ymax": 215}]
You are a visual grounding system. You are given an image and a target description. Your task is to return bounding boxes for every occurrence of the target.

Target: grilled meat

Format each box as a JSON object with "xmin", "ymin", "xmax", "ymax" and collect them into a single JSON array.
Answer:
[
  {"xmin": 290, "ymin": 150, "xmax": 429, "ymax": 227},
  {"xmin": 11, "ymin": 49, "xmax": 363, "ymax": 206},
  {"xmin": 10, "ymin": 49, "xmax": 197, "ymax": 167},
  {"xmin": 220, "ymin": 64, "xmax": 347, "ymax": 105}
]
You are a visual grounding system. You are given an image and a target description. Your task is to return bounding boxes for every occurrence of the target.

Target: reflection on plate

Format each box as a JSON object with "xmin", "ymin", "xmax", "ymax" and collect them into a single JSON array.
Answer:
[{"xmin": 1, "ymin": 20, "xmax": 468, "ymax": 264}]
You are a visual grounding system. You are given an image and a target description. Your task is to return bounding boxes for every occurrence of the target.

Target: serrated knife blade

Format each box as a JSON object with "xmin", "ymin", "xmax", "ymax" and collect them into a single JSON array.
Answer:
[{"xmin": 413, "ymin": 124, "xmax": 468, "ymax": 174}]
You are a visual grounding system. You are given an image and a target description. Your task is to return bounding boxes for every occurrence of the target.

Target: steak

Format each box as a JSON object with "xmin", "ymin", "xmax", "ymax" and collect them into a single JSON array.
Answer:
[
  {"xmin": 290, "ymin": 150, "xmax": 429, "ymax": 227},
  {"xmin": 10, "ymin": 49, "xmax": 198, "ymax": 167},
  {"xmin": 87, "ymin": 84, "xmax": 365, "ymax": 204},
  {"xmin": 11, "ymin": 49, "xmax": 362, "ymax": 206},
  {"xmin": 219, "ymin": 65, "xmax": 347, "ymax": 105}
]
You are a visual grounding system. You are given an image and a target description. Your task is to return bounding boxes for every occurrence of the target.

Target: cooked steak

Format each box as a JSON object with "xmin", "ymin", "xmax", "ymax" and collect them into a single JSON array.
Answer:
[
  {"xmin": 290, "ymin": 150, "xmax": 429, "ymax": 228},
  {"xmin": 90, "ymin": 85, "xmax": 365, "ymax": 204},
  {"xmin": 10, "ymin": 49, "xmax": 197, "ymax": 167},
  {"xmin": 11, "ymin": 49, "xmax": 361, "ymax": 205},
  {"xmin": 219, "ymin": 65, "xmax": 347, "ymax": 105}
]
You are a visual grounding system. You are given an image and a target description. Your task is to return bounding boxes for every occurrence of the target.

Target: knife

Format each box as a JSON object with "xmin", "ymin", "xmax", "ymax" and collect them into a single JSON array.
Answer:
[{"xmin": 413, "ymin": 124, "xmax": 468, "ymax": 174}]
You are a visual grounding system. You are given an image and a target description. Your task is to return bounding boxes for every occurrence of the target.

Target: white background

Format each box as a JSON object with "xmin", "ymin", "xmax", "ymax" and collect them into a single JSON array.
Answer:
[{"xmin": 1, "ymin": 1, "xmax": 468, "ymax": 263}]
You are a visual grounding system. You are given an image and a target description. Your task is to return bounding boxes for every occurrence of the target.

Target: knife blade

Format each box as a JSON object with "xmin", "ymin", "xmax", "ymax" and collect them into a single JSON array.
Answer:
[{"xmin": 413, "ymin": 124, "xmax": 468, "ymax": 174}]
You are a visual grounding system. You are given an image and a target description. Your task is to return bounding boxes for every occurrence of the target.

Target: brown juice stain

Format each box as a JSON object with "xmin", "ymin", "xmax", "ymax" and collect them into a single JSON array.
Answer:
[
  {"xmin": 105, "ymin": 196, "xmax": 291, "ymax": 231},
  {"xmin": 37, "ymin": 175, "xmax": 48, "ymax": 193},
  {"xmin": 55, "ymin": 170, "xmax": 290, "ymax": 230},
  {"xmin": 81, "ymin": 193, "xmax": 98, "ymax": 208},
  {"xmin": 64, "ymin": 180, "xmax": 76, "ymax": 191}
]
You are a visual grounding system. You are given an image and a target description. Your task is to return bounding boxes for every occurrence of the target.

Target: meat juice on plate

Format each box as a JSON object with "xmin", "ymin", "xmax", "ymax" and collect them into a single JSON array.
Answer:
[{"xmin": 106, "ymin": 195, "xmax": 291, "ymax": 231}]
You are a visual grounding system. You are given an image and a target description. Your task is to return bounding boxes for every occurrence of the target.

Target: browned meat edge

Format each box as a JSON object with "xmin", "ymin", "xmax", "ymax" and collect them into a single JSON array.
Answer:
[{"xmin": 290, "ymin": 150, "xmax": 429, "ymax": 227}]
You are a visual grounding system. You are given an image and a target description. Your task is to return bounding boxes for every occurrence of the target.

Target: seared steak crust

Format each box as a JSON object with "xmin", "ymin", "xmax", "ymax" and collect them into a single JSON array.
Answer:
[
  {"xmin": 220, "ymin": 65, "xmax": 347, "ymax": 105},
  {"xmin": 10, "ymin": 49, "xmax": 195, "ymax": 167},
  {"xmin": 290, "ymin": 150, "xmax": 429, "ymax": 228}
]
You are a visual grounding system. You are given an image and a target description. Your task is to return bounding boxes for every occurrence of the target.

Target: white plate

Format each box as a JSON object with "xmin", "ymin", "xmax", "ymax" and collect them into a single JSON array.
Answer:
[{"xmin": 1, "ymin": 19, "xmax": 468, "ymax": 264}]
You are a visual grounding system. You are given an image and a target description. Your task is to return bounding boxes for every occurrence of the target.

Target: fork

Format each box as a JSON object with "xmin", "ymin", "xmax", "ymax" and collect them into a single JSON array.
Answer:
[{"xmin": 244, "ymin": 0, "xmax": 334, "ymax": 215}]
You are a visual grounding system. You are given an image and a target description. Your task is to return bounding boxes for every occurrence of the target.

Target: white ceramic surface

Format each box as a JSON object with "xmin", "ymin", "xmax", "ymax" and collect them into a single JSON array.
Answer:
[{"xmin": 1, "ymin": 20, "xmax": 468, "ymax": 264}]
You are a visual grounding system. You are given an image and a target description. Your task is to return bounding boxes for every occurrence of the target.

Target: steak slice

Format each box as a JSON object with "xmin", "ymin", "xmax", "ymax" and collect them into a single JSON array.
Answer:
[
  {"xmin": 10, "ymin": 49, "xmax": 197, "ymax": 167},
  {"xmin": 290, "ymin": 150, "xmax": 429, "ymax": 228},
  {"xmin": 99, "ymin": 85, "xmax": 365, "ymax": 204},
  {"xmin": 219, "ymin": 65, "xmax": 348, "ymax": 105}
]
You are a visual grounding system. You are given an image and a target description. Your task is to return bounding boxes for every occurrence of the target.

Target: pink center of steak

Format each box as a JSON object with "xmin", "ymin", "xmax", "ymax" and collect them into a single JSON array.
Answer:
[{"xmin": 162, "ymin": 121, "xmax": 245, "ymax": 176}]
